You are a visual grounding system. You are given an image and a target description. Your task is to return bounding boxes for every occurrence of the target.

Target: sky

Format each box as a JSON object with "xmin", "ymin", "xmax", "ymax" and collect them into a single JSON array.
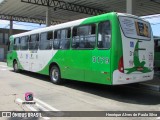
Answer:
[
  {"xmin": 0, "ymin": 20, "xmax": 46, "ymax": 30},
  {"xmin": 0, "ymin": 14, "xmax": 160, "ymax": 36}
]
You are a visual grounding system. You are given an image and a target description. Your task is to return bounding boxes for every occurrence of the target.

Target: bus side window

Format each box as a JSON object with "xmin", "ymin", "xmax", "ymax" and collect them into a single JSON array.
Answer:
[
  {"xmin": 60, "ymin": 29, "xmax": 70, "ymax": 49},
  {"xmin": 53, "ymin": 31, "xmax": 60, "ymax": 49},
  {"xmin": 72, "ymin": 27, "xmax": 79, "ymax": 48},
  {"xmin": 20, "ymin": 36, "xmax": 29, "ymax": 50},
  {"xmin": 53, "ymin": 28, "xmax": 70, "ymax": 50},
  {"xmin": 98, "ymin": 21, "xmax": 111, "ymax": 49},
  {"xmin": 13, "ymin": 37, "xmax": 20, "ymax": 50},
  {"xmin": 29, "ymin": 34, "xmax": 39, "ymax": 50},
  {"xmin": 72, "ymin": 24, "xmax": 96, "ymax": 49},
  {"xmin": 39, "ymin": 31, "xmax": 53, "ymax": 50}
]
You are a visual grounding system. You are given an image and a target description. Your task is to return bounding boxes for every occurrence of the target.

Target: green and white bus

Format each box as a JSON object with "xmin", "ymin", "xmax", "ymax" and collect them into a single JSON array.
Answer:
[
  {"xmin": 154, "ymin": 38, "xmax": 160, "ymax": 71},
  {"xmin": 7, "ymin": 12, "xmax": 154, "ymax": 85}
]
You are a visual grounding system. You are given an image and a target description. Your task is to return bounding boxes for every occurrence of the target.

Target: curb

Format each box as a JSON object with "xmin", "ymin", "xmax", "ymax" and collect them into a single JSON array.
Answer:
[{"xmin": 138, "ymin": 83, "xmax": 160, "ymax": 92}]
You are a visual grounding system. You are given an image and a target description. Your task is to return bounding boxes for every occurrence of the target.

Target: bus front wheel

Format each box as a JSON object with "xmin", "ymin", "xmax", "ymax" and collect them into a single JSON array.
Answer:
[
  {"xmin": 50, "ymin": 66, "xmax": 63, "ymax": 84},
  {"xmin": 13, "ymin": 61, "xmax": 20, "ymax": 73}
]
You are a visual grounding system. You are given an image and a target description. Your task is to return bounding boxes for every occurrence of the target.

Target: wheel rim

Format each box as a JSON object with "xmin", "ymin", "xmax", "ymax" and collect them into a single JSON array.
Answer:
[{"xmin": 52, "ymin": 69, "xmax": 59, "ymax": 82}]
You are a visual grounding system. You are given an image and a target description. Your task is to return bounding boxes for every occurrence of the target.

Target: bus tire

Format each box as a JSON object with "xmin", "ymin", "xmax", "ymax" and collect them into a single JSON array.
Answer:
[
  {"xmin": 13, "ymin": 60, "xmax": 20, "ymax": 73},
  {"xmin": 50, "ymin": 65, "xmax": 63, "ymax": 84}
]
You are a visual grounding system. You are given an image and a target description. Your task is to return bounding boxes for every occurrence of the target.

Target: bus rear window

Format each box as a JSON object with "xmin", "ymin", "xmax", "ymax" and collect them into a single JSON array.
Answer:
[{"xmin": 119, "ymin": 16, "xmax": 151, "ymax": 40}]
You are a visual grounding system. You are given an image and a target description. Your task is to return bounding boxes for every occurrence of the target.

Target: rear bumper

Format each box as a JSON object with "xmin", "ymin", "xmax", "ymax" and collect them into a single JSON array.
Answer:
[{"xmin": 112, "ymin": 70, "xmax": 154, "ymax": 85}]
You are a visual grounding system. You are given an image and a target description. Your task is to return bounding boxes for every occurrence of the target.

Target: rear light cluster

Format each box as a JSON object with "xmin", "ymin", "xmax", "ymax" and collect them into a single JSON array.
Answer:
[{"xmin": 118, "ymin": 56, "xmax": 124, "ymax": 73}]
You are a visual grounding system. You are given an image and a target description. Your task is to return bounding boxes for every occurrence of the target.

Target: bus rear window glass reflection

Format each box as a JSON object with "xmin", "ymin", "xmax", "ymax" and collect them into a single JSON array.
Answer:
[
  {"xmin": 20, "ymin": 36, "xmax": 29, "ymax": 50},
  {"xmin": 72, "ymin": 24, "xmax": 96, "ymax": 49},
  {"xmin": 13, "ymin": 37, "xmax": 20, "ymax": 50},
  {"xmin": 98, "ymin": 21, "xmax": 111, "ymax": 49},
  {"xmin": 39, "ymin": 31, "xmax": 53, "ymax": 50},
  {"xmin": 53, "ymin": 28, "xmax": 71, "ymax": 50},
  {"xmin": 29, "ymin": 34, "xmax": 39, "ymax": 50}
]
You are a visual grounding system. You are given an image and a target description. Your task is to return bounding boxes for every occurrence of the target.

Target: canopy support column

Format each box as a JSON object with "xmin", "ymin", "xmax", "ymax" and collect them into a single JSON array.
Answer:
[
  {"xmin": 46, "ymin": 7, "xmax": 51, "ymax": 26},
  {"xmin": 126, "ymin": 0, "xmax": 135, "ymax": 14},
  {"xmin": 9, "ymin": 16, "xmax": 13, "ymax": 36}
]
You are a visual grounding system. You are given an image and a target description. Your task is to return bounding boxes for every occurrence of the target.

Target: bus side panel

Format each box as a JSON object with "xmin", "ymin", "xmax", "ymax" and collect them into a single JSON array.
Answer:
[
  {"xmin": 38, "ymin": 49, "xmax": 85, "ymax": 80},
  {"xmin": 90, "ymin": 49, "xmax": 111, "ymax": 84},
  {"xmin": 7, "ymin": 50, "xmax": 24, "ymax": 70},
  {"xmin": 61, "ymin": 50, "xmax": 85, "ymax": 81},
  {"xmin": 7, "ymin": 37, "xmax": 15, "ymax": 68},
  {"xmin": 37, "ymin": 50, "xmax": 58, "ymax": 75},
  {"xmin": 7, "ymin": 51, "xmax": 16, "ymax": 68},
  {"xmin": 7, "ymin": 51, "xmax": 13, "ymax": 67}
]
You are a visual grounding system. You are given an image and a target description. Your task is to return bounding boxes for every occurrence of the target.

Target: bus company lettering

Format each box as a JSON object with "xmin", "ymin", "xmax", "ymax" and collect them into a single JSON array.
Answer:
[
  {"xmin": 26, "ymin": 54, "xmax": 28, "ymax": 59},
  {"xmin": 20, "ymin": 54, "xmax": 23, "ymax": 58},
  {"xmin": 30, "ymin": 54, "xmax": 33, "ymax": 59},
  {"xmin": 30, "ymin": 50, "xmax": 38, "ymax": 53},
  {"xmin": 148, "ymin": 52, "xmax": 153, "ymax": 61},
  {"xmin": 92, "ymin": 56, "xmax": 109, "ymax": 64}
]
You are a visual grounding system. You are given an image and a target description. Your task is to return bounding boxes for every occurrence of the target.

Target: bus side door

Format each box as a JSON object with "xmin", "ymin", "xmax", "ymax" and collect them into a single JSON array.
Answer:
[
  {"xmin": 90, "ymin": 21, "xmax": 112, "ymax": 84},
  {"xmin": 91, "ymin": 50, "xmax": 111, "ymax": 84}
]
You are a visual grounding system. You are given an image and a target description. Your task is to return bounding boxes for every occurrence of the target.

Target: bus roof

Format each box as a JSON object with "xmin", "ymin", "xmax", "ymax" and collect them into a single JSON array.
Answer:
[
  {"xmin": 11, "ymin": 12, "xmax": 116, "ymax": 38},
  {"xmin": 11, "ymin": 12, "xmax": 142, "ymax": 39}
]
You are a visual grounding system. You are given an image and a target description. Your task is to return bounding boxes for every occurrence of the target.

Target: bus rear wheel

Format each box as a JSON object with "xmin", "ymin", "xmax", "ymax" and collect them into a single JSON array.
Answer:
[
  {"xmin": 50, "ymin": 66, "xmax": 63, "ymax": 84},
  {"xmin": 13, "ymin": 61, "xmax": 20, "ymax": 73}
]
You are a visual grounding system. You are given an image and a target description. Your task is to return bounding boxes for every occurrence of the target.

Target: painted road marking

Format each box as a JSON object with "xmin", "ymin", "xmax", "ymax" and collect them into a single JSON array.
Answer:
[
  {"xmin": 0, "ymin": 65, "xmax": 7, "ymax": 67},
  {"xmin": 34, "ymin": 98, "xmax": 60, "ymax": 111},
  {"xmin": 0, "ymin": 65, "xmax": 13, "ymax": 71},
  {"xmin": 16, "ymin": 98, "xmax": 50, "ymax": 120},
  {"xmin": 0, "ymin": 69, "xmax": 7, "ymax": 71},
  {"xmin": 36, "ymin": 103, "xmax": 49, "ymax": 111},
  {"xmin": 0, "ymin": 65, "xmax": 8, "ymax": 71}
]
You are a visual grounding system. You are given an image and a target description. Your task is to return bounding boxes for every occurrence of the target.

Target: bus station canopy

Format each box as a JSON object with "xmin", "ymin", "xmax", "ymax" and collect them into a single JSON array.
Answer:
[{"xmin": 0, "ymin": 0, "xmax": 160, "ymax": 25}]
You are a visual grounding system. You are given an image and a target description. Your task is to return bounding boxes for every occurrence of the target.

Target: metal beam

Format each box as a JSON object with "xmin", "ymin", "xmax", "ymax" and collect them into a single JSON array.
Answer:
[
  {"xmin": 9, "ymin": 17, "xmax": 13, "ymax": 36},
  {"xmin": 21, "ymin": 0, "xmax": 105, "ymax": 15},
  {"xmin": 151, "ymin": 0, "xmax": 160, "ymax": 4},
  {"xmin": 0, "ymin": 14, "xmax": 60, "ymax": 25}
]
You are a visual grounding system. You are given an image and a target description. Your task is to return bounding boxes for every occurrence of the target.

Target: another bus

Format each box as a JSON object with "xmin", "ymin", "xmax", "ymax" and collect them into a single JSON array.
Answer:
[
  {"xmin": 154, "ymin": 37, "xmax": 160, "ymax": 71},
  {"xmin": 7, "ymin": 12, "xmax": 154, "ymax": 85}
]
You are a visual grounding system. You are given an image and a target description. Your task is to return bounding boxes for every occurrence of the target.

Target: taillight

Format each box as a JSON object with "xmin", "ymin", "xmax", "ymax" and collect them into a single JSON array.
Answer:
[{"xmin": 118, "ymin": 56, "xmax": 124, "ymax": 73}]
